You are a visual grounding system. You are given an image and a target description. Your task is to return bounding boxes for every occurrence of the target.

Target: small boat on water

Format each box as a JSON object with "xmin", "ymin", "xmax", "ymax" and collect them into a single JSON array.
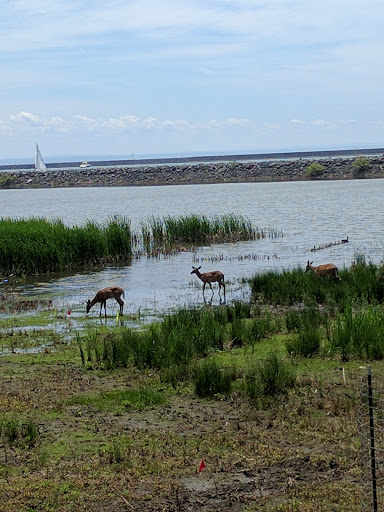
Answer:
[
  {"xmin": 80, "ymin": 161, "xmax": 91, "ymax": 168},
  {"xmin": 35, "ymin": 143, "xmax": 47, "ymax": 171}
]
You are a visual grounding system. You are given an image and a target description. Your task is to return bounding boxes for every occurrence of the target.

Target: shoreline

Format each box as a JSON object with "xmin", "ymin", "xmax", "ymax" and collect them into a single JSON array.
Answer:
[{"xmin": 0, "ymin": 154, "xmax": 383, "ymax": 189}]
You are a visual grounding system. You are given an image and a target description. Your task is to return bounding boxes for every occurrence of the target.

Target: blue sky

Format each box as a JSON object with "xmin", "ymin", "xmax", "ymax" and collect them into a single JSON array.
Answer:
[{"xmin": 1, "ymin": 0, "xmax": 384, "ymax": 161}]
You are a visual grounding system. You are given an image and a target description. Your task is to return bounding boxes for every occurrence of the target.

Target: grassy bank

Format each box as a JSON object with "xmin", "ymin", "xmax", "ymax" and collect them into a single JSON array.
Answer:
[{"xmin": 2, "ymin": 262, "xmax": 384, "ymax": 510}]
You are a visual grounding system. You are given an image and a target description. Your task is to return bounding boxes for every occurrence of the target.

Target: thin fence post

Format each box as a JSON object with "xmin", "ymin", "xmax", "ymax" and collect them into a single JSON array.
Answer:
[{"xmin": 367, "ymin": 366, "xmax": 378, "ymax": 512}]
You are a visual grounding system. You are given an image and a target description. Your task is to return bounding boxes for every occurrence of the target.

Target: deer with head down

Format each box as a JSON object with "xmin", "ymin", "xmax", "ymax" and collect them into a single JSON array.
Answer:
[
  {"xmin": 86, "ymin": 286, "xmax": 125, "ymax": 317},
  {"xmin": 191, "ymin": 266, "xmax": 226, "ymax": 295},
  {"xmin": 305, "ymin": 261, "xmax": 341, "ymax": 280}
]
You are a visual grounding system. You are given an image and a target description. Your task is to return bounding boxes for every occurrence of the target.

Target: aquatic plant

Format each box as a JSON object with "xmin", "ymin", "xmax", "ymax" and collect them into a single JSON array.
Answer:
[
  {"xmin": 0, "ymin": 213, "xmax": 275, "ymax": 274},
  {"xmin": 0, "ymin": 216, "xmax": 132, "ymax": 275},
  {"xmin": 139, "ymin": 213, "xmax": 277, "ymax": 256}
]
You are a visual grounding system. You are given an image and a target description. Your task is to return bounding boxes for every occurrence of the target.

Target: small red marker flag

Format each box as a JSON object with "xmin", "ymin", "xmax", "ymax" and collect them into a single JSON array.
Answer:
[
  {"xmin": 199, "ymin": 460, "xmax": 205, "ymax": 472},
  {"xmin": 67, "ymin": 310, "xmax": 71, "ymax": 315}
]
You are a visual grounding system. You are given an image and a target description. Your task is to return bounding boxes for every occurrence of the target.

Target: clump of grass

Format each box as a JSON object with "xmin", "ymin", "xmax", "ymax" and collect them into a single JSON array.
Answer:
[
  {"xmin": 0, "ymin": 216, "xmax": 132, "ymax": 275},
  {"xmin": 103, "ymin": 436, "xmax": 133, "ymax": 464},
  {"xmin": 245, "ymin": 353, "xmax": 296, "ymax": 405},
  {"xmin": 247, "ymin": 312, "xmax": 276, "ymax": 348},
  {"xmin": 328, "ymin": 306, "xmax": 384, "ymax": 361},
  {"xmin": 68, "ymin": 388, "xmax": 166, "ymax": 413},
  {"xmin": 1, "ymin": 417, "xmax": 39, "ymax": 448},
  {"xmin": 139, "ymin": 214, "xmax": 278, "ymax": 256},
  {"xmin": 81, "ymin": 307, "xmax": 227, "ymax": 371},
  {"xmin": 286, "ymin": 322, "xmax": 322, "ymax": 357},
  {"xmin": 193, "ymin": 359, "xmax": 234, "ymax": 398}
]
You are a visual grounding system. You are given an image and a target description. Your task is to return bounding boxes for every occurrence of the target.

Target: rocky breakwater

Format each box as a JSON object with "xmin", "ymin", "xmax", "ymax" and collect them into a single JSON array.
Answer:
[{"xmin": 0, "ymin": 155, "xmax": 383, "ymax": 189}]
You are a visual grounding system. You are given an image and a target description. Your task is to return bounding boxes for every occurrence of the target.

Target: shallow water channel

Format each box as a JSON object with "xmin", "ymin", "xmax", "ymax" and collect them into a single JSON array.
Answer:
[{"xmin": 1, "ymin": 179, "xmax": 383, "ymax": 337}]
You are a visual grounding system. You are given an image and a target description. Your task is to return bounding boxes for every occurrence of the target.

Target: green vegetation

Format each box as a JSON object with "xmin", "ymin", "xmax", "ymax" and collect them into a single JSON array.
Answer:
[
  {"xmin": 305, "ymin": 162, "xmax": 326, "ymax": 178},
  {"xmin": 249, "ymin": 262, "xmax": 384, "ymax": 307},
  {"xmin": 245, "ymin": 352, "xmax": 296, "ymax": 404},
  {"xmin": 0, "ymin": 213, "xmax": 275, "ymax": 275},
  {"xmin": 67, "ymin": 387, "xmax": 167, "ymax": 413},
  {"xmin": 0, "ymin": 216, "xmax": 132, "ymax": 274},
  {"xmin": 0, "ymin": 173, "xmax": 17, "ymax": 188},
  {"xmin": 352, "ymin": 156, "xmax": 371, "ymax": 178},
  {"xmin": 193, "ymin": 359, "xmax": 235, "ymax": 398},
  {"xmin": 140, "ymin": 213, "xmax": 280, "ymax": 255},
  {"xmin": 0, "ymin": 417, "xmax": 39, "ymax": 448}
]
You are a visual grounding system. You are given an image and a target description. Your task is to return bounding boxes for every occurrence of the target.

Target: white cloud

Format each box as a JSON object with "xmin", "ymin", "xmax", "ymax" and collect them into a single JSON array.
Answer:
[
  {"xmin": 162, "ymin": 119, "xmax": 193, "ymax": 130},
  {"xmin": 311, "ymin": 119, "xmax": 330, "ymax": 127},
  {"xmin": 10, "ymin": 111, "xmax": 42, "ymax": 125},
  {"xmin": 223, "ymin": 118, "xmax": 248, "ymax": 127}
]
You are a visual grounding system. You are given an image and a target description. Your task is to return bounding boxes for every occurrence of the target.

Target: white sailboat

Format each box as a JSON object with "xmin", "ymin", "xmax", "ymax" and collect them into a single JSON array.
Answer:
[{"xmin": 35, "ymin": 143, "xmax": 47, "ymax": 171}]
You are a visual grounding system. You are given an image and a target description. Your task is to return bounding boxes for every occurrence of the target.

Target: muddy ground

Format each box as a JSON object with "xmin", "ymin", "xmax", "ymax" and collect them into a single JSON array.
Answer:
[{"xmin": 0, "ymin": 336, "xmax": 364, "ymax": 512}]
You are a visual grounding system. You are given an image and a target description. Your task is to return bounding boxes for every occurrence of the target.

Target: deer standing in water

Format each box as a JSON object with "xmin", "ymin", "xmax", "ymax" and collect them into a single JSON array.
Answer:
[
  {"xmin": 191, "ymin": 266, "xmax": 226, "ymax": 295},
  {"xmin": 86, "ymin": 286, "xmax": 125, "ymax": 317},
  {"xmin": 305, "ymin": 261, "xmax": 341, "ymax": 280}
]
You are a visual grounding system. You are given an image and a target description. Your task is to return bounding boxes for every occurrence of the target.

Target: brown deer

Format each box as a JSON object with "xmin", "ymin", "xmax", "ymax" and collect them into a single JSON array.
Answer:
[
  {"xmin": 191, "ymin": 266, "xmax": 226, "ymax": 295},
  {"xmin": 86, "ymin": 286, "xmax": 125, "ymax": 317},
  {"xmin": 305, "ymin": 261, "xmax": 341, "ymax": 280}
]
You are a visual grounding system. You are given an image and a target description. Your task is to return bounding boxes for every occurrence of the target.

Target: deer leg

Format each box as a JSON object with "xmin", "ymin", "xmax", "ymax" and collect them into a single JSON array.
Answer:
[
  {"xmin": 99, "ymin": 303, "xmax": 103, "ymax": 317},
  {"xmin": 116, "ymin": 298, "xmax": 124, "ymax": 315},
  {"xmin": 202, "ymin": 282, "xmax": 206, "ymax": 293},
  {"xmin": 208, "ymin": 282, "xmax": 213, "ymax": 293}
]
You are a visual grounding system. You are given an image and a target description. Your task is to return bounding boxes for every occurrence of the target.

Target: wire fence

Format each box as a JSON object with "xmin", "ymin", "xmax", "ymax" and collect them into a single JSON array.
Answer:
[{"xmin": 359, "ymin": 367, "xmax": 384, "ymax": 511}]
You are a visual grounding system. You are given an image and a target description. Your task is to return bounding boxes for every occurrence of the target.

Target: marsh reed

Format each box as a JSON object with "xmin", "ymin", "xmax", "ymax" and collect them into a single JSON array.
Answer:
[
  {"xmin": 0, "ymin": 213, "xmax": 271, "ymax": 274},
  {"xmin": 139, "ymin": 214, "xmax": 278, "ymax": 256},
  {"xmin": 0, "ymin": 216, "xmax": 132, "ymax": 274}
]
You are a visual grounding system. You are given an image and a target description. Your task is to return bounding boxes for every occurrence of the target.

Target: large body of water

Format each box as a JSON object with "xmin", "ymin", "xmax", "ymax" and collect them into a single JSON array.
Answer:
[{"xmin": 1, "ymin": 179, "xmax": 383, "ymax": 325}]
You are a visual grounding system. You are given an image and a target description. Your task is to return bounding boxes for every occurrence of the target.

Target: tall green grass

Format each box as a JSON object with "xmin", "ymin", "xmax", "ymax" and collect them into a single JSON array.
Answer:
[
  {"xmin": 140, "ymin": 214, "xmax": 279, "ymax": 255},
  {"xmin": 245, "ymin": 353, "xmax": 296, "ymax": 405},
  {"xmin": 192, "ymin": 359, "xmax": 234, "ymax": 398},
  {"xmin": 249, "ymin": 263, "xmax": 384, "ymax": 308},
  {"xmin": 0, "ymin": 213, "xmax": 270, "ymax": 274},
  {"xmin": 83, "ymin": 307, "xmax": 227, "ymax": 371},
  {"xmin": 328, "ymin": 306, "xmax": 384, "ymax": 360},
  {"xmin": 80, "ymin": 302, "xmax": 278, "ymax": 373},
  {"xmin": 0, "ymin": 216, "xmax": 132, "ymax": 274}
]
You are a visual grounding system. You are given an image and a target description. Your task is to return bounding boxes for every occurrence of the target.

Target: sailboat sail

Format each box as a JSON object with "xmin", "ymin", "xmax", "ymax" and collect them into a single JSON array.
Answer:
[{"xmin": 35, "ymin": 143, "xmax": 47, "ymax": 171}]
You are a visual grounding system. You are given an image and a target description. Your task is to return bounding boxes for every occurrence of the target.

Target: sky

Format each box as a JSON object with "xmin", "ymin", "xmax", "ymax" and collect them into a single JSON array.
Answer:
[{"xmin": 1, "ymin": 0, "xmax": 384, "ymax": 162}]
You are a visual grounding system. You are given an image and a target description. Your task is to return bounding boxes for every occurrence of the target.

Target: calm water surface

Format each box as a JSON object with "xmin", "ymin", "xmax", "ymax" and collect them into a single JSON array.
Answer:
[{"xmin": 1, "ymin": 179, "xmax": 383, "ymax": 325}]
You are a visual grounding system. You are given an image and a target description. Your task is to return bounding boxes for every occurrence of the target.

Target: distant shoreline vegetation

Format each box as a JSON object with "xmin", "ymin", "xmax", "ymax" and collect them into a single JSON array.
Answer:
[{"xmin": 0, "ymin": 214, "xmax": 276, "ymax": 276}]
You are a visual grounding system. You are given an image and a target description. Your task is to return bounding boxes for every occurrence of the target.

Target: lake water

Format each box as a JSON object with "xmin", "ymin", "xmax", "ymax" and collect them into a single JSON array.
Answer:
[{"xmin": 1, "ymin": 179, "xmax": 383, "ymax": 326}]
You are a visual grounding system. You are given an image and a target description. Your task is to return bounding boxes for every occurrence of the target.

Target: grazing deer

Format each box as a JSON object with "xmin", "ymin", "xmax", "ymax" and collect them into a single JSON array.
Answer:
[
  {"xmin": 86, "ymin": 286, "xmax": 125, "ymax": 317},
  {"xmin": 305, "ymin": 261, "xmax": 341, "ymax": 280},
  {"xmin": 191, "ymin": 266, "xmax": 226, "ymax": 295}
]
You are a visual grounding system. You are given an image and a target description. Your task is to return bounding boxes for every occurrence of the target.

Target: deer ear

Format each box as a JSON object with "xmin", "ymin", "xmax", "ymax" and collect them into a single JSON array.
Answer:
[{"xmin": 198, "ymin": 266, "xmax": 201, "ymax": 270}]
